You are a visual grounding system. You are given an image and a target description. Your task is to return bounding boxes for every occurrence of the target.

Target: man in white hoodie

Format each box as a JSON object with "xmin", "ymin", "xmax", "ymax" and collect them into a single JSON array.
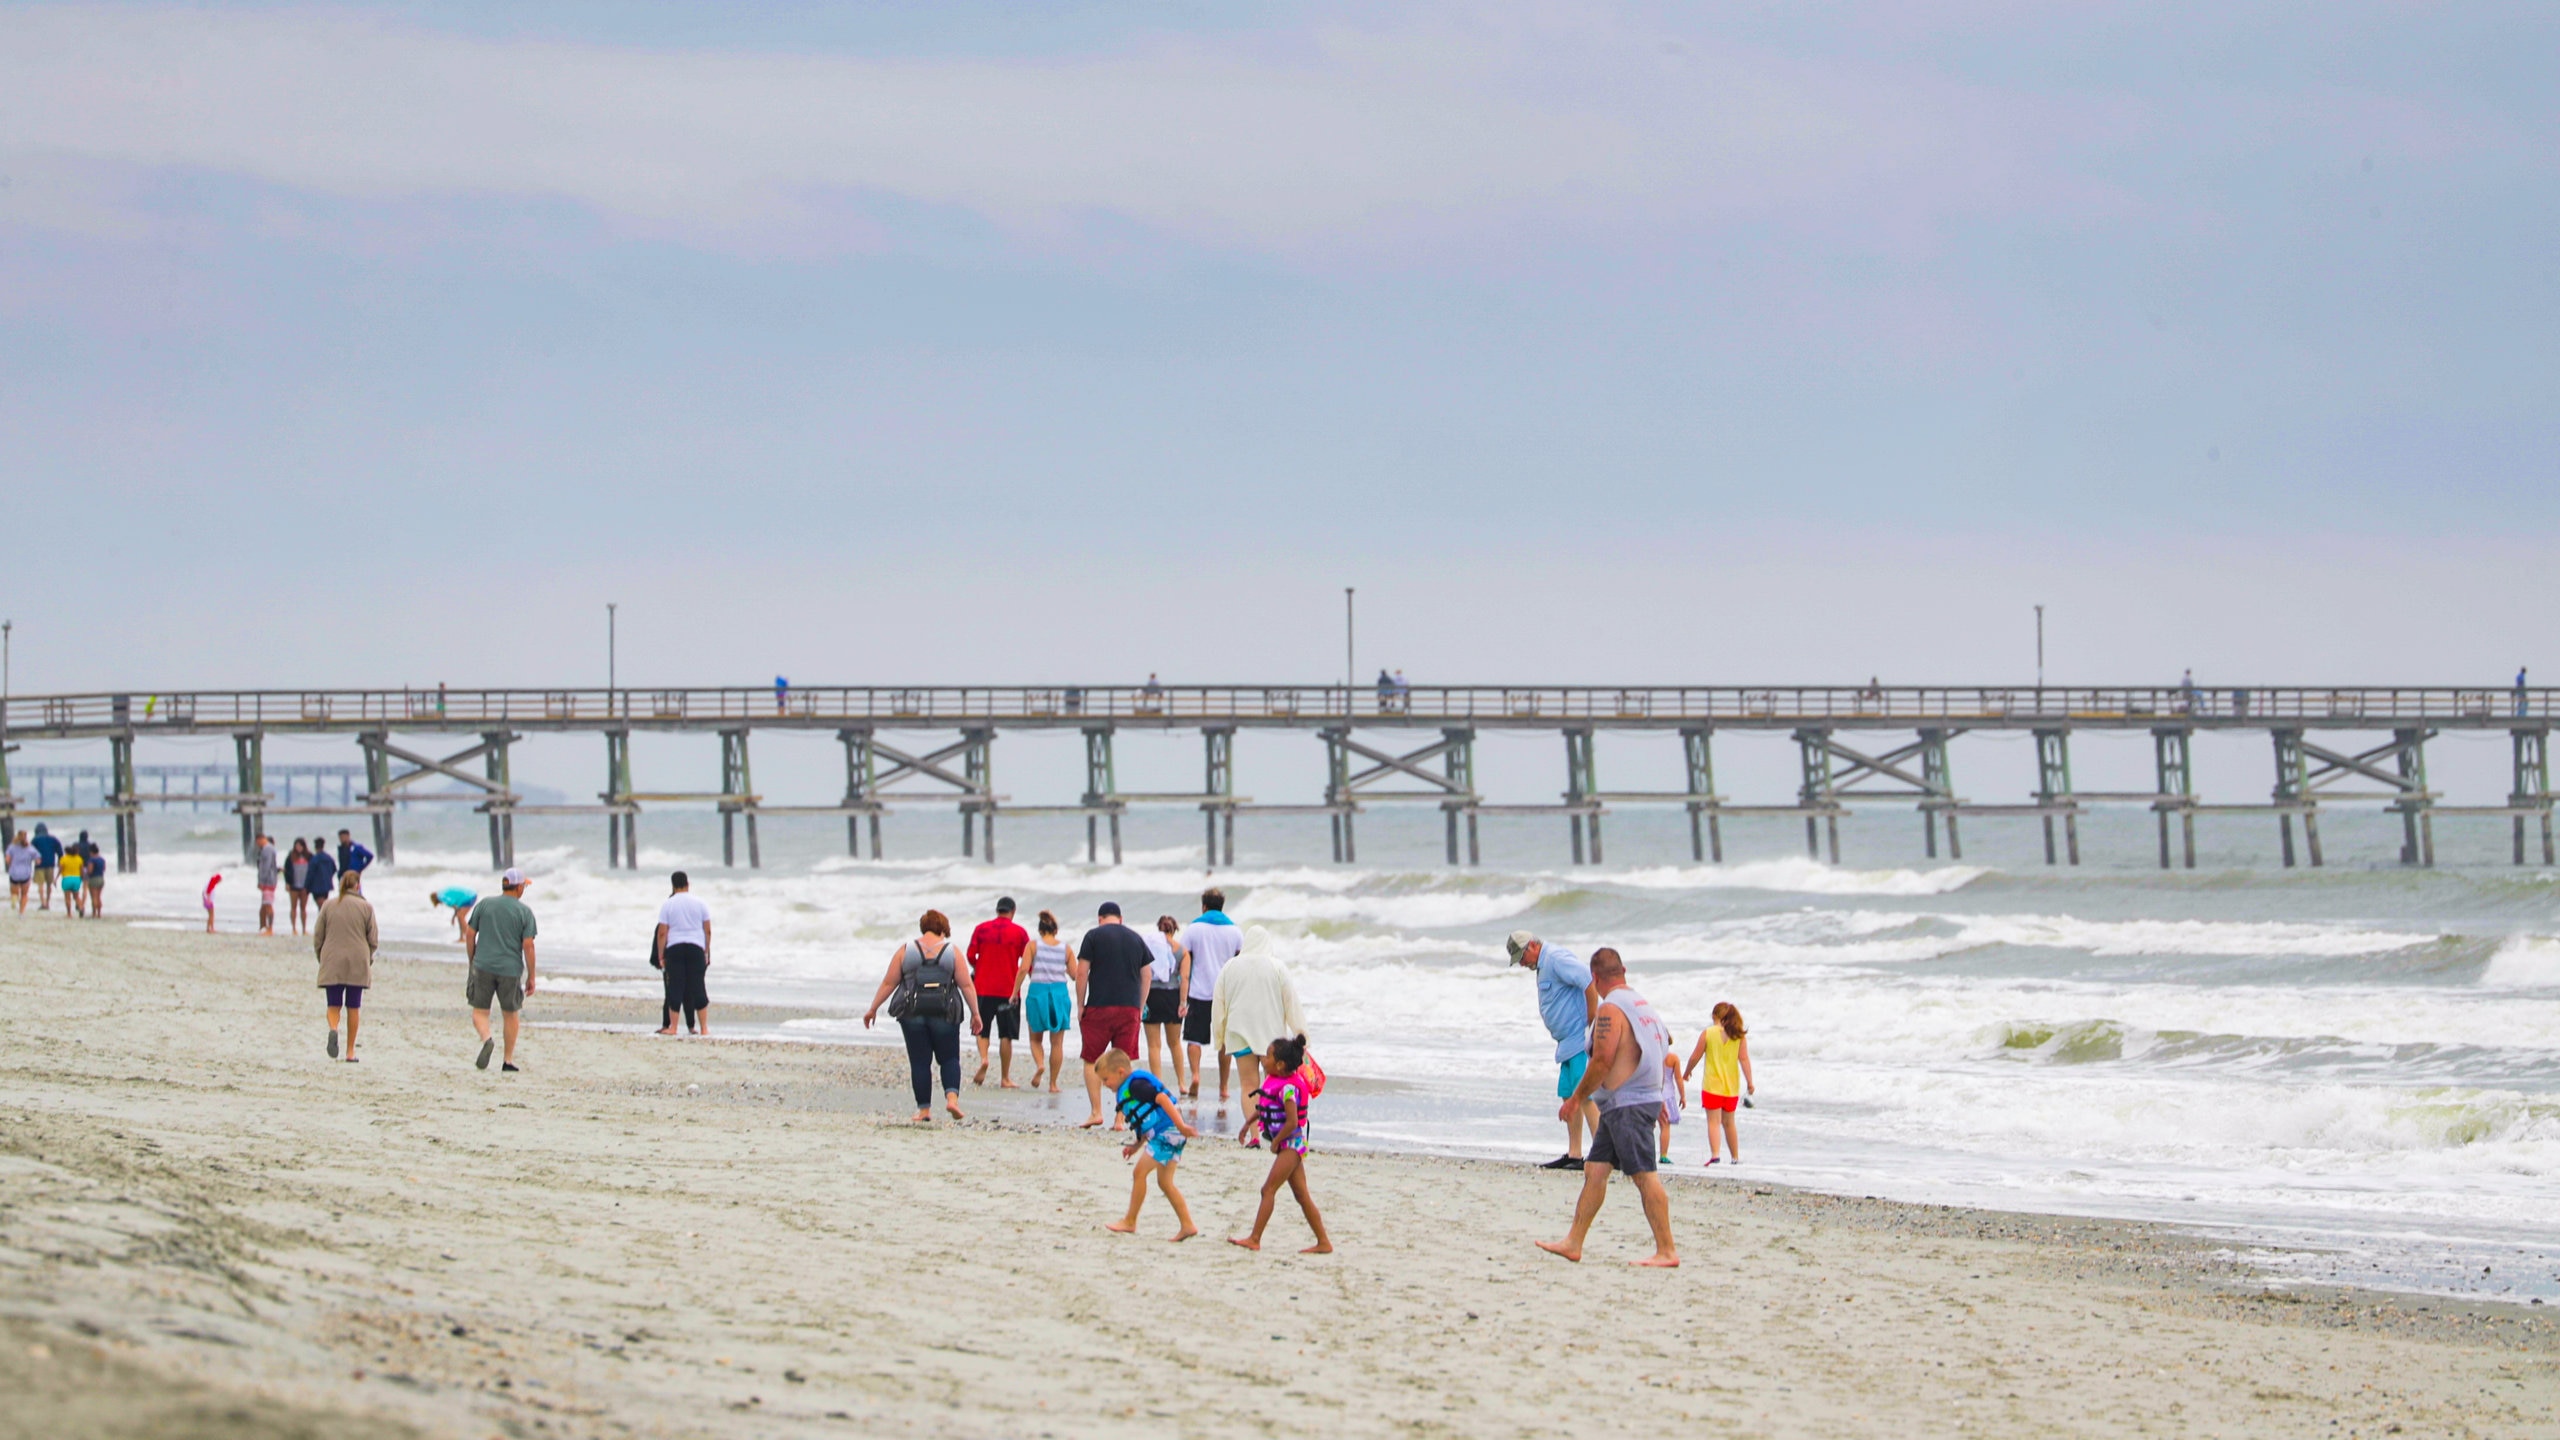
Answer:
[{"xmin": 1213, "ymin": 926, "xmax": 1306, "ymax": 1106}]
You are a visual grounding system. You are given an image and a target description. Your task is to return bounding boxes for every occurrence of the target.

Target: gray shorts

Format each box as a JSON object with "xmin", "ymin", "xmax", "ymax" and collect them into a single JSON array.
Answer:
[
  {"xmin": 1587, "ymin": 1103, "xmax": 1659, "ymax": 1175},
  {"xmin": 466, "ymin": 969, "xmax": 524, "ymax": 1014}
]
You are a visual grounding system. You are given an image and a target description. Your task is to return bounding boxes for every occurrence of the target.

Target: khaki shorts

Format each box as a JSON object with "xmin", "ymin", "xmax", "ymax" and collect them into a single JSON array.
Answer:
[{"xmin": 466, "ymin": 969, "xmax": 524, "ymax": 1014}]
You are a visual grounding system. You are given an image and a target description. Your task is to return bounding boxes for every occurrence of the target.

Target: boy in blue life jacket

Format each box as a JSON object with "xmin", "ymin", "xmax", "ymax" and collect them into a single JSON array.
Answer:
[{"xmin": 1098, "ymin": 1048, "xmax": 1201, "ymax": 1241}]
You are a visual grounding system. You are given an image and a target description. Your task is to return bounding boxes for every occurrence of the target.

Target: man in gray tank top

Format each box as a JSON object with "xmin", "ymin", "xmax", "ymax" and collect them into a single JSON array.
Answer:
[{"xmin": 1536, "ymin": 947, "xmax": 1679, "ymax": 1267}]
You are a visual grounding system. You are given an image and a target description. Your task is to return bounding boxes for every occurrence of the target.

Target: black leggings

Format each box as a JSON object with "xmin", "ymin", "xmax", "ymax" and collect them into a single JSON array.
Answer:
[
  {"xmin": 662, "ymin": 944, "xmax": 709, "ymax": 1026},
  {"xmin": 898, "ymin": 1016, "xmax": 962, "ymax": 1106}
]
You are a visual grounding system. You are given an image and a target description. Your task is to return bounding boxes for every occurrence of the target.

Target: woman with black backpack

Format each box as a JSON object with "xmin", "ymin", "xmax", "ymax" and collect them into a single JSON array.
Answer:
[{"xmin": 863, "ymin": 909, "xmax": 984, "ymax": 1122}]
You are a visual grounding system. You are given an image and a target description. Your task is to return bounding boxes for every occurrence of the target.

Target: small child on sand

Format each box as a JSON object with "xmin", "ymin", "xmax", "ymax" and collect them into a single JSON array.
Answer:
[
  {"xmin": 1658, "ymin": 1031, "xmax": 1683, "ymax": 1165},
  {"xmin": 1098, "ymin": 1049, "xmax": 1201, "ymax": 1241},
  {"xmin": 1230, "ymin": 1034, "xmax": 1332, "ymax": 1253},
  {"xmin": 1682, "ymin": 1002, "xmax": 1755, "ymax": 1165},
  {"xmin": 202, "ymin": 873, "xmax": 223, "ymax": 933}
]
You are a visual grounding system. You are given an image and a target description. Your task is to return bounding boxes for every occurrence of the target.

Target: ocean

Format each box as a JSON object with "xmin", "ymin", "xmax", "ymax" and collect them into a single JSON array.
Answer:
[{"xmin": 102, "ymin": 799, "xmax": 2560, "ymax": 1304}]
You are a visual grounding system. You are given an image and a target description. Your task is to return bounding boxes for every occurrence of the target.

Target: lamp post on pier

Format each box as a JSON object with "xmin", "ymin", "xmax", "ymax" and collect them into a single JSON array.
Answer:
[
  {"xmin": 607, "ymin": 602, "xmax": 618, "ymax": 719},
  {"xmin": 1344, "ymin": 586, "xmax": 1356, "ymax": 716},
  {"xmin": 2035, "ymin": 604, "xmax": 2045, "ymax": 690}
]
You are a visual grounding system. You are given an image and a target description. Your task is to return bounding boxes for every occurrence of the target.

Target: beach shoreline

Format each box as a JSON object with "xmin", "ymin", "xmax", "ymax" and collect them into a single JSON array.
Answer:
[{"xmin": 0, "ymin": 915, "xmax": 2552, "ymax": 1437}]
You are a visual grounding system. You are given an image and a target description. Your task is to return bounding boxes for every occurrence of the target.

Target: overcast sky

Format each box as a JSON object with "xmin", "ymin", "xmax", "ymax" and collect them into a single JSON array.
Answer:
[{"xmin": 7, "ymin": 1, "xmax": 2557, "ymax": 697}]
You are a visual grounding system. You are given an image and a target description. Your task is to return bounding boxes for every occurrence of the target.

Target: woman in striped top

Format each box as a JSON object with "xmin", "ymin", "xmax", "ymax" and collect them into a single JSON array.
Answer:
[{"xmin": 1023, "ymin": 910, "xmax": 1075, "ymax": 1093}]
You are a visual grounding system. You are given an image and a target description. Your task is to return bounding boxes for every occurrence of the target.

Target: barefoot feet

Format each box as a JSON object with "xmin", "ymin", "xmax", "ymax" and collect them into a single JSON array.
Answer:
[{"xmin": 1534, "ymin": 1239, "xmax": 1583, "ymax": 1262}]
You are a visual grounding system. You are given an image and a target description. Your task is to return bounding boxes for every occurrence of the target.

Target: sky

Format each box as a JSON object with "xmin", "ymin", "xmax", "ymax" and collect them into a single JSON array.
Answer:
[{"xmin": 7, "ymin": 0, "xmax": 2559, "ymax": 704}]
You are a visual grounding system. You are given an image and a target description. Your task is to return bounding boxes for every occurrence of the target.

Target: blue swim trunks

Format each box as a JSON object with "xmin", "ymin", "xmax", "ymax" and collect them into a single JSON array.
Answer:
[
  {"xmin": 1144, "ymin": 1131, "xmax": 1186, "ymax": 1166},
  {"xmin": 1556, "ymin": 1050, "xmax": 1589, "ymax": 1100}
]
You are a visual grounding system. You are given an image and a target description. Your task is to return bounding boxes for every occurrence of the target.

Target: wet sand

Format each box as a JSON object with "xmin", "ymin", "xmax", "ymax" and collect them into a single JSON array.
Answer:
[{"xmin": 0, "ymin": 915, "xmax": 2553, "ymax": 1438}]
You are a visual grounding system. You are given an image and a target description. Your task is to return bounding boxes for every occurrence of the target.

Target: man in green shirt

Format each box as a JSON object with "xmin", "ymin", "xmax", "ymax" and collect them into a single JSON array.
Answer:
[{"xmin": 460, "ymin": 868, "xmax": 538, "ymax": 1073}]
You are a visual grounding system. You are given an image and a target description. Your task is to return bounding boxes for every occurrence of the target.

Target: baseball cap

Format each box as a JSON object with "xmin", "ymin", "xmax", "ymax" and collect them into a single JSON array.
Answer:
[
  {"xmin": 1097, "ymin": 901, "xmax": 1122, "ymax": 918},
  {"xmin": 1505, "ymin": 930, "xmax": 1538, "ymax": 961},
  {"xmin": 501, "ymin": 867, "xmax": 529, "ymax": 887}
]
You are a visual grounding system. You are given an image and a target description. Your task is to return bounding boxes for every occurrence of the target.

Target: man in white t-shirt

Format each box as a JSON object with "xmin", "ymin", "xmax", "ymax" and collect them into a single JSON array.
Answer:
[
  {"xmin": 653, "ymin": 871, "xmax": 714, "ymax": 1036},
  {"xmin": 1179, "ymin": 887, "xmax": 1245, "ymax": 1099}
]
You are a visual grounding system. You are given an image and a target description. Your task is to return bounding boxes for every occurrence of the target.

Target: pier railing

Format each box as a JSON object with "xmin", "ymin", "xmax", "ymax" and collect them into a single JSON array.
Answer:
[{"xmin": 7, "ymin": 684, "xmax": 2554, "ymax": 736}]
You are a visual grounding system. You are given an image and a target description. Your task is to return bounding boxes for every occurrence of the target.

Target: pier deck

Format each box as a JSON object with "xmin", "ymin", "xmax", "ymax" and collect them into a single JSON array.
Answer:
[{"xmin": 8, "ymin": 685, "xmax": 2551, "ymax": 876}]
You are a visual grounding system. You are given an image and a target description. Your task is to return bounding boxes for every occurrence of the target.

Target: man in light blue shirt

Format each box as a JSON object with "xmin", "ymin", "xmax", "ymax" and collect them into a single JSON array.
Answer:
[{"xmin": 1511, "ymin": 929, "xmax": 1597, "ymax": 1170}]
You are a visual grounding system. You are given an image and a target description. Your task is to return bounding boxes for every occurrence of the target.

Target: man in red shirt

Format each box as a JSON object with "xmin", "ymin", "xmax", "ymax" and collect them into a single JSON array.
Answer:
[{"xmin": 967, "ymin": 896, "xmax": 1033, "ymax": 1087}]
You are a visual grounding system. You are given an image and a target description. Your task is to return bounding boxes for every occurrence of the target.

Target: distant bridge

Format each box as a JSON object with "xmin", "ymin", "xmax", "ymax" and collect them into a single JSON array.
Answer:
[{"xmin": 10, "ymin": 684, "xmax": 2553, "ymax": 877}]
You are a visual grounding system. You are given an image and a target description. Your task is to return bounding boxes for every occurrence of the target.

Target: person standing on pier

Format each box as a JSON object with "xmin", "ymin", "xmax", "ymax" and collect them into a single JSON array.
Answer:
[
  {"xmin": 653, "ymin": 871, "xmax": 712, "ymax": 1037},
  {"xmin": 1180, "ymin": 889, "xmax": 1243, "ymax": 1100},
  {"xmin": 1511, "ymin": 930, "xmax": 1598, "ymax": 1170},
  {"xmin": 966, "ymin": 897, "xmax": 1031, "ymax": 1087},
  {"xmin": 462, "ymin": 868, "xmax": 538, "ymax": 1073},
  {"xmin": 1536, "ymin": 948, "xmax": 1678, "ymax": 1267},
  {"xmin": 254, "ymin": 834, "xmax": 280, "ymax": 936},
  {"xmin": 2518, "ymin": 667, "xmax": 2531, "ymax": 717}
]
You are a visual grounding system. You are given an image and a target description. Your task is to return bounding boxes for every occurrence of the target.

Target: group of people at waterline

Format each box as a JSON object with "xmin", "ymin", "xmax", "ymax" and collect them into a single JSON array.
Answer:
[
  {"xmin": 115, "ymin": 847, "xmax": 1759, "ymax": 1265},
  {"xmin": 1511, "ymin": 930, "xmax": 1756, "ymax": 1267},
  {"xmin": 5, "ymin": 823, "xmax": 114, "ymax": 918},
  {"xmin": 845, "ymin": 889, "xmax": 1330, "ymax": 1250}
]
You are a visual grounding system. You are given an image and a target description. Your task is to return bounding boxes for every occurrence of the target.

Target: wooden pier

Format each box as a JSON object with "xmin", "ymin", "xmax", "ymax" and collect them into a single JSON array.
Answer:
[{"xmin": 7, "ymin": 684, "xmax": 2554, "ymax": 875}]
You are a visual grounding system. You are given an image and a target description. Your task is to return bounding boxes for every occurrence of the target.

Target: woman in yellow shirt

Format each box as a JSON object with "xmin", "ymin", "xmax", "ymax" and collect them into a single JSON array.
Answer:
[
  {"xmin": 57, "ymin": 847, "xmax": 85, "ymax": 918},
  {"xmin": 1682, "ymin": 1002, "xmax": 1755, "ymax": 1165}
]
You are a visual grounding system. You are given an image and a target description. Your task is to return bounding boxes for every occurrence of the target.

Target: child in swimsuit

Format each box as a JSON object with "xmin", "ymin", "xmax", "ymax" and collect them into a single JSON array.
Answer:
[
  {"xmin": 1229, "ymin": 1034, "xmax": 1333, "ymax": 1254},
  {"xmin": 1682, "ymin": 1001, "xmax": 1756, "ymax": 1165}
]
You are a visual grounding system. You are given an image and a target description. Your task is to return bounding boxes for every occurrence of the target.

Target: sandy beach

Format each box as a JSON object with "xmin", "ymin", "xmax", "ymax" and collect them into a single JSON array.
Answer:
[{"xmin": 0, "ymin": 915, "xmax": 2552, "ymax": 1439}]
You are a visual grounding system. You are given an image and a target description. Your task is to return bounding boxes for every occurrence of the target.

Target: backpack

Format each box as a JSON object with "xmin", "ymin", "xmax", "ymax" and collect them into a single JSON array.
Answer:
[
  {"xmin": 1302, "ymin": 1053, "xmax": 1327, "ymax": 1099},
  {"xmin": 889, "ymin": 938, "xmax": 965, "ymax": 1023}
]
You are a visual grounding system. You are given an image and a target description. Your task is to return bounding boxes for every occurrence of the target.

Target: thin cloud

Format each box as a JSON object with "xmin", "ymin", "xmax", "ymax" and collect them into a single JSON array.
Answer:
[{"xmin": 0, "ymin": 4, "xmax": 2093, "ymax": 259}]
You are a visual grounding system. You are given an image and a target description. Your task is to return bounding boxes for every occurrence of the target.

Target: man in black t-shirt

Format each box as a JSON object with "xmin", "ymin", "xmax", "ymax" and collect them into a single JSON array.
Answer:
[{"xmin": 1074, "ymin": 902, "xmax": 1154, "ymax": 1127}]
